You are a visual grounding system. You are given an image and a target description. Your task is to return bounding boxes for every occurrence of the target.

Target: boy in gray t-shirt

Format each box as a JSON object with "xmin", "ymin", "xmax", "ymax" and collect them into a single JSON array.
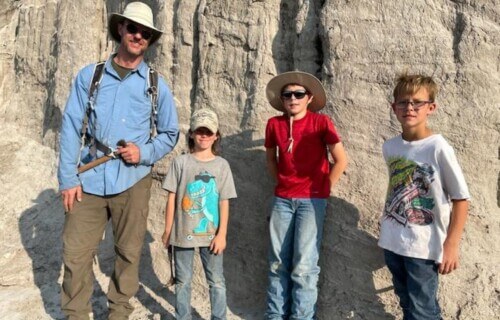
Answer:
[{"xmin": 162, "ymin": 108, "xmax": 237, "ymax": 319}]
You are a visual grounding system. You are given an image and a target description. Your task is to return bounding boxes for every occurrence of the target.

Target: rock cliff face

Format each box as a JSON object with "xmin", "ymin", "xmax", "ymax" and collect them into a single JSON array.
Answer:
[{"xmin": 1, "ymin": 0, "xmax": 499, "ymax": 319}]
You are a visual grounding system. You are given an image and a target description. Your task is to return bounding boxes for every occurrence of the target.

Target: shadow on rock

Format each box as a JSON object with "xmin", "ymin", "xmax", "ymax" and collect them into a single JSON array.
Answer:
[
  {"xmin": 19, "ymin": 188, "xmax": 65, "ymax": 319},
  {"xmin": 271, "ymin": 0, "xmax": 323, "ymax": 75},
  {"xmin": 318, "ymin": 197, "xmax": 394, "ymax": 319},
  {"xmin": 221, "ymin": 130, "xmax": 272, "ymax": 317},
  {"xmin": 137, "ymin": 231, "xmax": 176, "ymax": 319}
]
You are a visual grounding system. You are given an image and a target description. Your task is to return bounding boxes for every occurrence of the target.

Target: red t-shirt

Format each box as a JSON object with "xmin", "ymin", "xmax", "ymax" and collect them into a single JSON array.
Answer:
[{"xmin": 265, "ymin": 111, "xmax": 341, "ymax": 198}]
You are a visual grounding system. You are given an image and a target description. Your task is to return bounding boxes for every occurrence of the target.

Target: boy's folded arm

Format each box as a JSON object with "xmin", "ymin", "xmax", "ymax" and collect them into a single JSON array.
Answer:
[
  {"xmin": 266, "ymin": 147, "xmax": 278, "ymax": 182},
  {"xmin": 328, "ymin": 142, "xmax": 348, "ymax": 191}
]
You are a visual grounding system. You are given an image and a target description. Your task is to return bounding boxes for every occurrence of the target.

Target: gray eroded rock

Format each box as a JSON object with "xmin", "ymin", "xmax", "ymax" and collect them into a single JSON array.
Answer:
[{"xmin": 0, "ymin": 0, "xmax": 498, "ymax": 319}]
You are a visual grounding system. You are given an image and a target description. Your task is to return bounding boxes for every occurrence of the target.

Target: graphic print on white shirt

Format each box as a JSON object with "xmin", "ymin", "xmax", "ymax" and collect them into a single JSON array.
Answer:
[
  {"xmin": 378, "ymin": 134, "xmax": 470, "ymax": 262},
  {"xmin": 384, "ymin": 157, "xmax": 436, "ymax": 226}
]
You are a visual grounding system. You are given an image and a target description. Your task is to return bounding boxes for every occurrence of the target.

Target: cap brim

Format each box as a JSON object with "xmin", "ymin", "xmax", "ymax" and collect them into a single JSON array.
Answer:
[
  {"xmin": 191, "ymin": 124, "xmax": 218, "ymax": 133},
  {"xmin": 266, "ymin": 71, "xmax": 326, "ymax": 112},
  {"xmin": 108, "ymin": 13, "xmax": 163, "ymax": 45}
]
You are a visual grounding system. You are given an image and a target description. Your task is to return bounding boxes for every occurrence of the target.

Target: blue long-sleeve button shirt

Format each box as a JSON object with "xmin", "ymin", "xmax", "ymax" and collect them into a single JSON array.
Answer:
[{"xmin": 58, "ymin": 57, "xmax": 179, "ymax": 195}]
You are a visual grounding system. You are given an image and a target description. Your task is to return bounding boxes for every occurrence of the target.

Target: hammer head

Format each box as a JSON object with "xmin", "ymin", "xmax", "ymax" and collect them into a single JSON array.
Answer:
[{"xmin": 117, "ymin": 139, "xmax": 127, "ymax": 148}]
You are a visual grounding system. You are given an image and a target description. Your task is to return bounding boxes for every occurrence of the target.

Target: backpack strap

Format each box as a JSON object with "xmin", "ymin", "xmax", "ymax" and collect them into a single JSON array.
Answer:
[
  {"xmin": 76, "ymin": 62, "xmax": 158, "ymax": 167},
  {"xmin": 78, "ymin": 61, "xmax": 105, "ymax": 164},
  {"xmin": 147, "ymin": 67, "xmax": 159, "ymax": 139}
]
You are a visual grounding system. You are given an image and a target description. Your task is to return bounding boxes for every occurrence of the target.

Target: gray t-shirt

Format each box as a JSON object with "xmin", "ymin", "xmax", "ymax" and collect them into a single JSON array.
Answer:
[{"xmin": 162, "ymin": 154, "xmax": 237, "ymax": 248}]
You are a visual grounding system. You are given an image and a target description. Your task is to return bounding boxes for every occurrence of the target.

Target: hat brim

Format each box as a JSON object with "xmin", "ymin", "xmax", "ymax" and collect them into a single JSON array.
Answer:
[
  {"xmin": 108, "ymin": 13, "xmax": 163, "ymax": 45},
  {"xmin": 191, "ymin": 124, "xmax": 218, "ymax": 134},
  {"xmin": 266, "ymin": 71, "xmax": 326, "ymax": 112}
]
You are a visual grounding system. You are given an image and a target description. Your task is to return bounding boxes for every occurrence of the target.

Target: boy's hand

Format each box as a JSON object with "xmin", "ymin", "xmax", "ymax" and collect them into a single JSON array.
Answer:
[
  {"xmin": 439, "ymin": 240, "xmax": 460, "ymax": 274},
  {"xmin": 209, "ymin": 234, "xmax": 226, "ymax": 255},
  {"xmin": 161, "ymin": 231, "xmax": 170, "ymax": 248},
  {"xmin": 329, "ymin": 178, "xmax": 336, "ymax": 196}
]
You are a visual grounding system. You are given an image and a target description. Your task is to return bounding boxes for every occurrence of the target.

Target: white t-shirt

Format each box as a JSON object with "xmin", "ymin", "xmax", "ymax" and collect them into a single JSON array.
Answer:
[{"xmin": 378, "ymin": 134, "xmax": 470, "ymax": 263}]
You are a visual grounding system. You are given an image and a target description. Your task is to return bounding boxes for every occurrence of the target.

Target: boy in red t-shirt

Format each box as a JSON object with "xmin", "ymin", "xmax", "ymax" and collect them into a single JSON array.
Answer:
[{"xmin": 264, "ymin": 71, "xmax": 348, "ymax": 319}]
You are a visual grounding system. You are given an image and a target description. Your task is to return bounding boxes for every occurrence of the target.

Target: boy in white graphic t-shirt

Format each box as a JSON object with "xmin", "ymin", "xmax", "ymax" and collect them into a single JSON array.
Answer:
[{"xmin": 378, "ymin": 74, "xmax": 470, "ymax": 320}]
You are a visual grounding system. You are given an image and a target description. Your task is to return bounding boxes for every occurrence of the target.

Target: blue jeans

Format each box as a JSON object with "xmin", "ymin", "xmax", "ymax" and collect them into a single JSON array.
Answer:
[
  {"xmin": 384, "ymin": 250, "xmax": 442, "ymax": 320},
  {"xmin": 265, "ymin": 197, "xmax": 327, "ymax": 320},
  {"xmin": 174, "ymin": 246, "xmax": 226, "ymax": 320}
]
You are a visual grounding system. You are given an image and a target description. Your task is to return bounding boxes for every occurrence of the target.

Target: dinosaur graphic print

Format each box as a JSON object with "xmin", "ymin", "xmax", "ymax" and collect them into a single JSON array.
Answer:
[
  {"xmin": 181, "ymin": 171, "xmax": 219, "ymax": 239},
  {"xmin": 384, "ymin": 157, "xmax": 435, "ymax": 226}
]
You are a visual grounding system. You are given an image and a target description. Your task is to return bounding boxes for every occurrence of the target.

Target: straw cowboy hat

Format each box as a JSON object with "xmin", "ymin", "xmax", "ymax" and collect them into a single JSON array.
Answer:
[
  {"xmin": 266, "ymin": 71, "xmax": 327, "ymax": 112},
  {"xmin": 108, "ymin": 2, "xmax": 163, "ymax": 45}
]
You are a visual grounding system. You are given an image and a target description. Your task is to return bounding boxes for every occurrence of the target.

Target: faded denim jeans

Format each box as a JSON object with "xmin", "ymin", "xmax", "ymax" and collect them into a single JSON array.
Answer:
[
  {"xmin": 265, "ymin": 196, "xmax": 327, "ymax": 320},
  {"xmin": 174, "ymin": 246, "xmax": 226, "ymax": 320},
  {"xmin": 384, "ymin": 249, "xmax": 442, "ymax": 320}
]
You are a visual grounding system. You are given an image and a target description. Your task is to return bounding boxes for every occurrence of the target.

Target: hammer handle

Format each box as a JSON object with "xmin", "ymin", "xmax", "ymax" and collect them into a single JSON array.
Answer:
[
  {"xmin": 77, "ymin": 139, "xmax": 126, "ymax": 174},
  {"xmin": 77, "ymin": 155, "xmax": 112, "ymax": 174}
]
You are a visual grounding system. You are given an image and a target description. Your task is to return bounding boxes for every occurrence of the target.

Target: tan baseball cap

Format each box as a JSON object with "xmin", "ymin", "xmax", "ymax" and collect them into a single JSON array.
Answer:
[{"xmin": 190, "ymin": 109, "xmax": 219, "ymax": 133}]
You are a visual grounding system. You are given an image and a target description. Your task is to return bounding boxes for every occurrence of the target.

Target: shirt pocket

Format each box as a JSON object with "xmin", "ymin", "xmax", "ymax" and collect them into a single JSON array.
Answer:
[{"xmin": 126, "ymin": 101, "xmax": 151, "ymax": 130}]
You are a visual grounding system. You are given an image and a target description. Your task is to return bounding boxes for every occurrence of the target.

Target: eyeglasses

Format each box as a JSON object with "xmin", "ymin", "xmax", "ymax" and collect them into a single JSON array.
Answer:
[
  {"xmin": 125, "ymin": 23, "xmax": 153, "ymax": 40},
  {"xmin": 394, "ymin": 100, "xmax": 433, "ymax": 110},
  {"xmin": 281, "ymin": 90, "xmax": 308, "ymax": 100}
]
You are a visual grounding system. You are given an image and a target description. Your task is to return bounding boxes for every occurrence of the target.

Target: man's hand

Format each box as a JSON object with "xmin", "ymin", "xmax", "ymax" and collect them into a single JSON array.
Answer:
[
  {"xmin": 438, "ymin": 240, "xmax": 460, "ymax": 275},
  {"xmin": 61, "ymin": 185, "xmax": 82, "ymax": 212},
  {"xmin": 117, "ymin": 142, "xmax": 140, "ymax": 164},
  {"xmin": 209, "ymin": 234, "xmax": 227, "ymax": 255}
]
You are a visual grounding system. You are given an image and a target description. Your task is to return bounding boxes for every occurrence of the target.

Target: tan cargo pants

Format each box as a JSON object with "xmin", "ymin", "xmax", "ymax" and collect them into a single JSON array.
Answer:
[{"xmin": 61, "ymin": 174, "xmax": 152, "ymax": 320}]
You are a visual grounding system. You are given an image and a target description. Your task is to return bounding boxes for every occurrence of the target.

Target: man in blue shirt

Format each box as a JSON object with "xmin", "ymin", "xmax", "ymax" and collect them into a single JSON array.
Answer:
[{"xmin": 58, "ymin": 2, "xmax": 179, "ymax": 319}]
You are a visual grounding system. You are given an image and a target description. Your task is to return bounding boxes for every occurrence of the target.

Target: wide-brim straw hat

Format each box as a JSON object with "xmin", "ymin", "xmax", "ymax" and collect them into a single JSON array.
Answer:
[
  {"xmin": 109, "ymin": 2, "xmax": 163, "ymax": 45},
  {"xmin": 266, "ymin": 71, "xmax": 327, "ymax": 112}
]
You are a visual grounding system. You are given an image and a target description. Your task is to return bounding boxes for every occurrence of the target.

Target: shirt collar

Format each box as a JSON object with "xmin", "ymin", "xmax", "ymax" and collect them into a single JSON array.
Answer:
[
  {"xmin": 104, "ymin": 53, "xmax": 148, "ymax": 79},
  {"xmin": 135, "ymin": 60, "xmax": 149, "ymax": 79}
]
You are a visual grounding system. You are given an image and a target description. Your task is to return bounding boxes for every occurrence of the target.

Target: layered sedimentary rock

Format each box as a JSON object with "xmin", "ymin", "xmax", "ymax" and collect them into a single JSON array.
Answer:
[{"xmin": 0, "ymin": 0, "xmax": 498, "ymax": 319}]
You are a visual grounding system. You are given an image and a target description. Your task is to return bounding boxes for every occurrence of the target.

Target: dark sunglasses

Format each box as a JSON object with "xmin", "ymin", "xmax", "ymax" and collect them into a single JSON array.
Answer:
[
  {"xmin": 195, "ymin": 173, "xmax": 215, "ymax": 183},
  {"xmin": 281, "ymin": 90, "xmax": 308, "ymax": 100},
  {"xmin": 125, "ymin": 23, "xmax": 153, "ymax": 40}
]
